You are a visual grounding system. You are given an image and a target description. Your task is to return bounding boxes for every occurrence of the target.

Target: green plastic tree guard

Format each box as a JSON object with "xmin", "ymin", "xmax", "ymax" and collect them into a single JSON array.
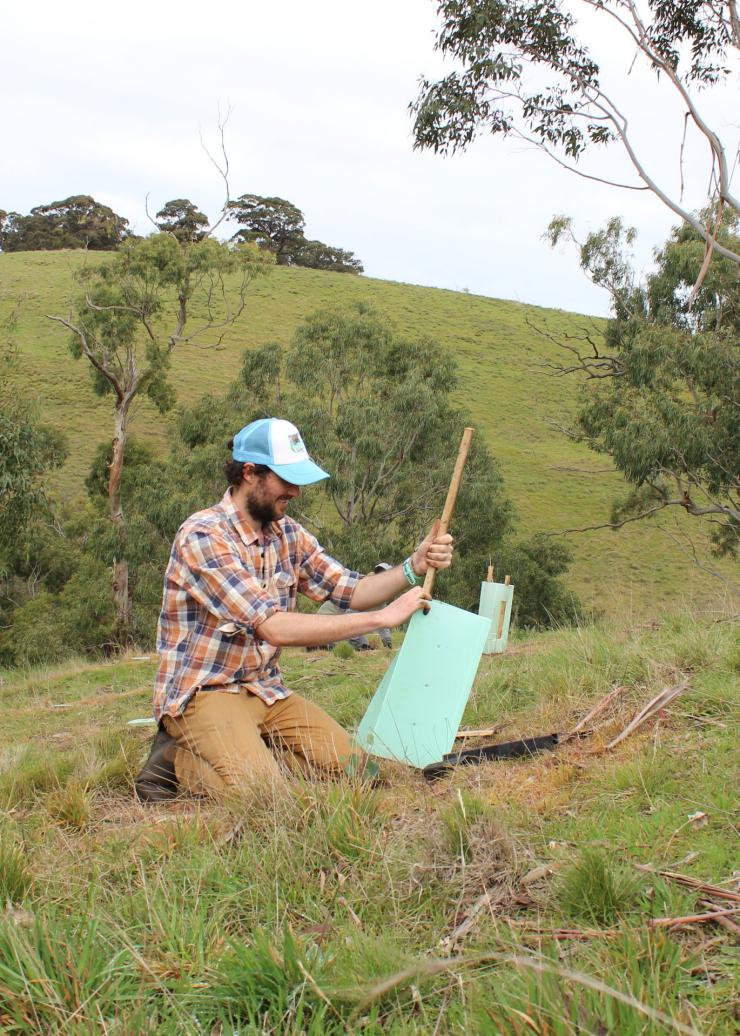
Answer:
[
  {"xmin": 478, "ymin": 579, "xmax": 514, "ymax": 654},
  {"xmin": 355, "ymin": 600, "xmax": 491, "ymax": 768}
]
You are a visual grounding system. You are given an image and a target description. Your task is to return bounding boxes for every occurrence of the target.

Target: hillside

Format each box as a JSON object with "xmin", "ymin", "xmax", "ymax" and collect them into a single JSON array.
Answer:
[{"xmin": 0, "ymin": 249, "xmax": 734, "ymax": 617}]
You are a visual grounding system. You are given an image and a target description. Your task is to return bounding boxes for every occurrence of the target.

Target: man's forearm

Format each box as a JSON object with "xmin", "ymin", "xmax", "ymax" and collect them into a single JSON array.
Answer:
[
  {"xmin": 256, "ymin": 608, "xmax": 389, "ymax": 647},
  {"xmin": 348, "ymin": 566, "xmax": 411, "ymax": 610}
]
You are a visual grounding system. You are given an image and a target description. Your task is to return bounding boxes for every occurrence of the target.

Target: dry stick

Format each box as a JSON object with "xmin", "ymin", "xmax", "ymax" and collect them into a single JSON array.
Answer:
[
  {"xmin": 604, "ymin": 678, "xmax": 689, "ymax": 751},
  {"xmin": 495, "ymin": 575, "xmax": 511, "ymax": 639},
  {"xmin": 455, "ymin": 725, "xmax": 509, "ymax": 740},
  {"xmin": 699, "ymin": 900, "xmax": 740, "ymax": 938},
  {"xmin": 508, "ymin": 906, "xmax": 740, "ymax": 940},
  {"xmin": 505, "ymin": 918, "xmax": 619, "ymax": 941},
  {"xmin": 563, "ymin": 685, "xmax": 626, "ymax": 740},
  {"xmin": 47, "ymin": 685, "xmax": 150, "ymax": 711},
  {"xmin": 650, "ymin": 907, "xmax": 740, "ymax": 929},
  {"xmin": 440, "ymin": 887, "xmax": 511, "ymax": 950},
  {"xmin": 634, "ymin": 866, "xmax": 740, "ymax": 904},
  {"xmin": 423, "ymin": 427, "xmax": 474, "ymax": 597}
]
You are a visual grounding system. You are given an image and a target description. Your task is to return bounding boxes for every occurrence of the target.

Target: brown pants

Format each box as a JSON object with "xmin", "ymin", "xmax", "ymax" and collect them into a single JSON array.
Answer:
[{"xmin": 163, "ymin": 688, "xmax": 356, "ymax": 796}]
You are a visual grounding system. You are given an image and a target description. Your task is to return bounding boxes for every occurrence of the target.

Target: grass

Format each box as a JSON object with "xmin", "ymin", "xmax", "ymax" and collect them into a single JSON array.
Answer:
[
  {"xmin": 1, "ymin": 249, "xmax": 736, "ymax": 618},
  {"xmin": 0, "ymin": 611, "xmax": 736, "ymax": 1033},
  {"xmin": 558, "ymin": 847, "xmax": 645, "ymax": 926},
  {"xmin": 0, "ymin": 838, "xmax": 32, "ymax": 905}
]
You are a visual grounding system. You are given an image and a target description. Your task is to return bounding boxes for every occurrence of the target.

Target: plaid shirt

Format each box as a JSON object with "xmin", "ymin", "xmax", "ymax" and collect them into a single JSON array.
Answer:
[{"xmin": 153, "ymin": 489, "xmax": 360, "ymax": 720}]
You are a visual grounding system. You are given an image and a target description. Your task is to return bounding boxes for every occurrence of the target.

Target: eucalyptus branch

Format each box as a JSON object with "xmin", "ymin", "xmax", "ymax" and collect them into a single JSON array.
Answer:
[
  {"xmin": 619, "ymin": 0, "xmax": 740, "ymax": 214},
  {"xmin": 83, "ymin": 295, "xmax": 144, "ymax": 317},
  {"xmin": 144, "ymin": 192, "xmax": 162, "ymax": 235},
  {"xmin": 729, "ymin": 0, "xmax": 740, "ymax": 49},
  {"xmin": 525, "ymin": 316, "xmax": 625, "ymax": 378},
  {"xmin": 47, "ymin": 314, "xmax": 124, "ymax": 402},
  {"xmin": 512, "ymin": 127, "xmax": 648, "ymax": 191},
  {"xmin": 521, "ymin": 17, "xmax": 740, "ymax": 264},
  {"xmin": 544, "ymin": 502, "xmax": 672, "ymax": 535},
  {"xmin": 655, "ymin": 523, "xmax": 740, "ymax": 597},
  {"xmin": 202, "ymin": 105, "xmax": 232, "ymax": 237}
]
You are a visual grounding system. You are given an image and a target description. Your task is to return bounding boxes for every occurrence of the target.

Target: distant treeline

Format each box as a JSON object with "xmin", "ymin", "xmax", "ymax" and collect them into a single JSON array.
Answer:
[{"xmin": 0, "ymin": 194, "xmax": 363, "ymax": 273}]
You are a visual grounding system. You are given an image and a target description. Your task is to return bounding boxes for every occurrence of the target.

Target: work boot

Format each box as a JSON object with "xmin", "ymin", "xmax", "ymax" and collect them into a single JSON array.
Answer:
[{"xmin": 135, "ymin": 726, "xmax": 179, "ymax": 802}]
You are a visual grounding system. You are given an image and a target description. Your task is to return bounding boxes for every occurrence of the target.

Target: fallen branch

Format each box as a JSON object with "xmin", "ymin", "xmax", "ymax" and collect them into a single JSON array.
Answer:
[
  {"xmin": 698, "ymin": 900, "xmax": 740, "ymax": 938},
  {"xmin": 649, "ymin": 906, "xmax": 740, "ymax": 929},
  {"xmin": 635, "ymin": 866, "xmax": 740, "ymax": 904},
  {"xmin": 604, "ymin": 678, "xmax": 689, "ymax": 750},
  {"xmin": 563, "ymin": 685, "xmax": 626, "ymax": 740},
  {"xmin": 507, "ymin": 921, "xmax": 615, "ymax": 940},
  {"xmin": 507, "ymin": 906, "xmax": 740, "ymax": 939}
]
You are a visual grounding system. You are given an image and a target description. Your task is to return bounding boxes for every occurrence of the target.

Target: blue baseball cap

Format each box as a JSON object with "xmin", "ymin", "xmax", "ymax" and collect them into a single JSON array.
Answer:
[{"xmin": 232, "ymin": 418, "xmax": 330, "ymax": 486}]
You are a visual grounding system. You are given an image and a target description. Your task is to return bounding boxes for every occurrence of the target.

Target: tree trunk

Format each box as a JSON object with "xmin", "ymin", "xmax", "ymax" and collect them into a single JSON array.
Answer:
[
  {"xmin": 112, "ymin": 557, "xmax": 131, "ymax": 641},
  {"xmin": 109, "ymin": 401, "xmax": 132, "ymax": 639}
]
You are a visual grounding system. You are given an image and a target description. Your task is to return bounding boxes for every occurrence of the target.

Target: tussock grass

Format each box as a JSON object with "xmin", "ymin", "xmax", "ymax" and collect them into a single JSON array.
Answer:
[
  {"xmin": 0, "ymin": 747, "xmax": 82, "ymax": 810},
  {"xmin": 46, "ymin": 780, "xmax": 91, "ymax": 831},
  {"xmin": 0, "ymin": 614, "xmax": 735, "ymax": 1032},
  {"xmin": 204, "ymin": 929, "xmax": 338, "ymax": 1034},
  {"xmin": 0, "ymin": 837, "xmax": 32, "ymax": 905},
  {"xmin": 558, "ymin": 848, "xmax": 645, "ymax": 926}
]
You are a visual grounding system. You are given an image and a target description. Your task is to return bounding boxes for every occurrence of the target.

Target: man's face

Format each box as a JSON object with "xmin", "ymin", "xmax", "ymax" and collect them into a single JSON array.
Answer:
[{"xmin": 245, "ymin": 469, "xmax": 300, "ymax": 526}]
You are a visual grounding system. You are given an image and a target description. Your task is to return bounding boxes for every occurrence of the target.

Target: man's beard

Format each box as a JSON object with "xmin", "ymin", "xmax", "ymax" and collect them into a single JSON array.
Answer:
[{"xmin": 245, "ymin": 489, "xmax": 280, "ymax": 528}]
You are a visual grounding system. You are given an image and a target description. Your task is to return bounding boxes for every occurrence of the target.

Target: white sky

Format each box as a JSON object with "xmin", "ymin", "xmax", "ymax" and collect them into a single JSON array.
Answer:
[{"xmin": 2, "ymin": 0, "xmax": 738, "ymax": 316}]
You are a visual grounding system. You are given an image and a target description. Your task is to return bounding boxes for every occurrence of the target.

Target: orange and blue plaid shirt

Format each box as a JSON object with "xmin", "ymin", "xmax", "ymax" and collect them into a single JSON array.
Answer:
[{"xmin": 153, "ymin": 489, "xmax": 360, "ymax": 720}]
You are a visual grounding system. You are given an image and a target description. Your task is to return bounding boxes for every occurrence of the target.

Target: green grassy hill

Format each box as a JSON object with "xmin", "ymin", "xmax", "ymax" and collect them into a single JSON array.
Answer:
[{"xmin": 0, "ymin": 249, "xmax": 734, "ymax": 617}]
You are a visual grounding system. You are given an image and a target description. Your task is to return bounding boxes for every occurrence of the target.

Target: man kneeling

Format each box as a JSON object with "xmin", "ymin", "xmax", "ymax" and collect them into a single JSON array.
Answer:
[{"xmin": 135, "ymin": 418, "xmax": 453, "ymax": 801}]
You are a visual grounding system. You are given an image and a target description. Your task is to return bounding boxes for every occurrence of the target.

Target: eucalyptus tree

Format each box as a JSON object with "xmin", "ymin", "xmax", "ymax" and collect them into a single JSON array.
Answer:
[
  {"xmin": 227, "ymin": 194, "xmax": 363, "ymax": 272},
  {"xmin": 546, "ymin": 209, "xmax": 739, "ymax": 574},
  {"xmin": 227, "ymin": 195, "xmax": 306, "ymax": 262},
  {"xmin": 155, "ymin": 199, "xmax": 209, "ymax": 243},
  {"xmin": 0, "ymin": 196, "xmax": 130, "ymax": 252},
  {"xmin": 48, "ymin": 234, "xmax": 270, "ymax": 638}
]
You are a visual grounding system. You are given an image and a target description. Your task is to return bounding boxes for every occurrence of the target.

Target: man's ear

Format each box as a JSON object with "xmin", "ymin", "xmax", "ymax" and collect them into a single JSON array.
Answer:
[{"xmin": 241, "ymin": 462, "xmax": 256, "ymax": 484}]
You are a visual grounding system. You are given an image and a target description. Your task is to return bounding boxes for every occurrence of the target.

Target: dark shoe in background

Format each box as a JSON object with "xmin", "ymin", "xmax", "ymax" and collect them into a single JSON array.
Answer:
[{"xmin": 135, "ymin": 726, "xmax": 179, "ymax": 802}]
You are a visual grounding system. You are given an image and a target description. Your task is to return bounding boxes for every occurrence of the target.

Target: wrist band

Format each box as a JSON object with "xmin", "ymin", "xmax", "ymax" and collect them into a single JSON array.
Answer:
[{"xmin": 402, "ymin": 557, "xmax": 420, "ymax": 586}]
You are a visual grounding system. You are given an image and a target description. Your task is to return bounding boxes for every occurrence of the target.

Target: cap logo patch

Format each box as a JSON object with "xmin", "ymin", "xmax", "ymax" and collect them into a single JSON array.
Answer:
[{"xmin": 288, "ymin": 432, "xmax": 304, "ymax": 454}]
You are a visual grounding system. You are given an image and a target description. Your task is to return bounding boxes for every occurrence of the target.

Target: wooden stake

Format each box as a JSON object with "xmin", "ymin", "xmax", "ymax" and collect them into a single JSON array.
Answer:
[
  {"xmin": 496, "ymin": 575, "xmax": 511, "ymax": 638},
  {"xmin": 423, "ymin": 428, "xmax": 474, "ymax": 596},
  {"xmin": 486, "ymin": 565, "xmax": 494, "ymax": 582}
]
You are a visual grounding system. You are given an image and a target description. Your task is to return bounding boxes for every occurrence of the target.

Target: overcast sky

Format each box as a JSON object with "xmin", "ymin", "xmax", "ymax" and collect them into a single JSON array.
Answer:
[{"xmin": 3, "ymin": 0, "xmax": 738, "ymax": 316}]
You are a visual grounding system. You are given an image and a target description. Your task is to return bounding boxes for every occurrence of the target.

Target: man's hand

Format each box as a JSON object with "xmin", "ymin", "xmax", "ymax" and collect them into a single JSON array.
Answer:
[
  {"xmin": 411, "ymin": 519, "xmax": 454, "ymax": 577},
  {"xmin": 380, "ymin": 586, "xmax": 432, "ymax": 627}
]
